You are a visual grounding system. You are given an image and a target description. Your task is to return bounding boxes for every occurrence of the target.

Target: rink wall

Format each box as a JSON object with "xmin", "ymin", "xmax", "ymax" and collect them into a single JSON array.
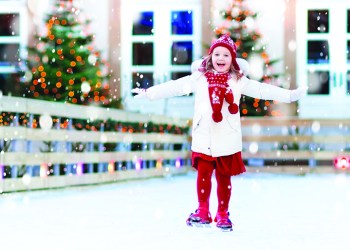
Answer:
[
  {"xmin": 0, "ymin": 96, "xmax": 192, "ymax": 193},
  {"xmin": 240, "ymin": 117, "xmax": 350, "ymax": 174},
  {"xmin": 1, "ymin": 96, "xmax": 349, "ymax": 193}
]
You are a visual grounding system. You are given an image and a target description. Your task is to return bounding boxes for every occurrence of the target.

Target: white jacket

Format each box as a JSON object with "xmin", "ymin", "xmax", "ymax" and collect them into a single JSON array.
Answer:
[{"xmin": 145, "ymin": 71, "xmax": 293, "ymax": 157}]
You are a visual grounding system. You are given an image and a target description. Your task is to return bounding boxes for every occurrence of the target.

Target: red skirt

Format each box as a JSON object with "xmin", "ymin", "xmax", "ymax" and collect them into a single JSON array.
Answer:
[{"xmin": 192, "ymin": 151, "xmax": 246, "ymax": 176}]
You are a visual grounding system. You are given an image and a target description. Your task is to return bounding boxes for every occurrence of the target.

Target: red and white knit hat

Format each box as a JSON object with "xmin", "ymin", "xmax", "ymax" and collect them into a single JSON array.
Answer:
[{"xmin": 208, "ymin": 34, "xmax": 240, "ymax": 72}]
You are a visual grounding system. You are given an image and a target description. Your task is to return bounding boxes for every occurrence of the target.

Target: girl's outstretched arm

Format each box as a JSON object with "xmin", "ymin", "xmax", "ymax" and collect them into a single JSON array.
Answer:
[
  {"xmin": 240, "ymin": 76, "xmax": 307, "ymax": 103},
  {"xmin": 131, "ymin": 72, "xmax": 200, "ymax": 100}
]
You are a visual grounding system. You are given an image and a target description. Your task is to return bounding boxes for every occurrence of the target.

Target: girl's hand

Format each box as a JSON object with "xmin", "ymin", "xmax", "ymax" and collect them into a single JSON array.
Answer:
[
  {"xmin": 131, "ymin": 88, "xmax": 148, "ymax": 99},
  {"xmin": 290, "ymin": 86, "xmax": 308, "ymax": 102}
]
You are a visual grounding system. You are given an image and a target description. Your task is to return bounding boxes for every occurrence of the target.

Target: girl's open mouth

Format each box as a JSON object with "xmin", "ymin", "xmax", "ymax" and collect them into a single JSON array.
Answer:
[{"xmin": 217, "ymin": 63, "xmax": 226, "ymax": 68}]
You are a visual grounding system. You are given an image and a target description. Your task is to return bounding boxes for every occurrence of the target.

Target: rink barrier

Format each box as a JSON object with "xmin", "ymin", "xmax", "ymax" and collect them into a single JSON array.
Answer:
[
  {"xmin": 240, "ymin": 117, "xmax": 350, "ymax": 173},
  {"xmin": 0, "ymin": 96, "xmax": 192, "ymax": 193},
  {"xmin": 0, "ymin": 96, "xmax": 188, "ymax": 126},
  {"xmin": 1, "ymin": 96, "xmax": 350, "ymax": 192},
  {"xmin": 0, "ymin": 167, "xmax": 190, "ymax": 193}
]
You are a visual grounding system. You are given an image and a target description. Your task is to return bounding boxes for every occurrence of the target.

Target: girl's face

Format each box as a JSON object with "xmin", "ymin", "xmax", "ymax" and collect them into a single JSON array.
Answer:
[{"xmin": 211, "ymin": 46, "xmax": 232, "ymax": 73}]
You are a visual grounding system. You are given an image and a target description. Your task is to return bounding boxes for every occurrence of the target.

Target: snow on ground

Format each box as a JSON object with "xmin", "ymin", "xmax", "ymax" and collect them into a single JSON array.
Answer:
[{"xmin": 1, "ymin": 171, "xmax": 350, "ymax": 250}]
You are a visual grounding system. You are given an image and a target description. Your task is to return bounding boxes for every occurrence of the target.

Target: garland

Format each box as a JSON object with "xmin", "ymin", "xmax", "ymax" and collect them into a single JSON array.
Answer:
[{"xmin": 0, "ymin": 112, "xmax": 190, "ymax": 135}]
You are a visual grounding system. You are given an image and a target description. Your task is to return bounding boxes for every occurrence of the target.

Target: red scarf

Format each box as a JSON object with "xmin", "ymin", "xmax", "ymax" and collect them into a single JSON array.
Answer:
[{"xmin": 205, "ymin": 71, "xmax": 239, "ymax": 123}]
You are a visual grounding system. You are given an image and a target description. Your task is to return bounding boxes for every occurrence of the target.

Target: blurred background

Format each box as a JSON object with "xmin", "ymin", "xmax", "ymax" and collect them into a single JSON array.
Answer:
[
  {"xmin": 0, "ymin": 2, "xmax": 349, "ymax": 249},
  {"xmin": 0, "ymin": 0, "xmax": 349, "ymax": 193},
  {"xmin": 1, "ymin": 0, "xmax": 349, "ymax": 119}
]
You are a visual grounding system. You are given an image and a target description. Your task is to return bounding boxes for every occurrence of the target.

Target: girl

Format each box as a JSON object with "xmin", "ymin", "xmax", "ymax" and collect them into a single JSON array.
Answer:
[{"xmin": 132, "ymin": 34, "xmax": 307, "ymax": 231}]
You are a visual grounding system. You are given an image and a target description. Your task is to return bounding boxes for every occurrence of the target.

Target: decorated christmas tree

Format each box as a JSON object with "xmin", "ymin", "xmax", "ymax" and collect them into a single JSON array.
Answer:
[
  {"xmin": 24, "ymin": 0, "xmax": 114, "ymax": 106},
  {"xmin": 214, "ymin": 0, "xmax": 283, "ymax": 116}
]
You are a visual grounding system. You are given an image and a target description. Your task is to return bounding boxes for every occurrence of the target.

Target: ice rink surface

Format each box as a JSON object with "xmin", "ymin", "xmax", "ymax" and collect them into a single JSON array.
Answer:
[{"xmin": 1, "ymin": 171, "xmax": 350, "ymax": 250}]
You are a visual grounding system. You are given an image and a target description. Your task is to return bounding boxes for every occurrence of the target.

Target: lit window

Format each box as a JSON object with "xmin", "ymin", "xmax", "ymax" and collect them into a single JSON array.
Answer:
[{"xmin": 171, "ymin": 11, "xmax": 193, "ymax": 35}]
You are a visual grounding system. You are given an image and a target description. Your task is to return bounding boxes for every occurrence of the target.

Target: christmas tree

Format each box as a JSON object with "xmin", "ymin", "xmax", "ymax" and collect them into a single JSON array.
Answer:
[
  {"xmin": 24, "ymin": 0, "xmax": 114, "ymax": 106},
  {"xmin": 214, "ymin": 0, "xmax": 283, "ymax": 116}
]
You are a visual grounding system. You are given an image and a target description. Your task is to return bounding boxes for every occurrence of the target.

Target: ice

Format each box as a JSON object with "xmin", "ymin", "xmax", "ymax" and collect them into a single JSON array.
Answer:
[{"xmin": 0, "ymin": 172, "xmax": 350, "ymax": 250}]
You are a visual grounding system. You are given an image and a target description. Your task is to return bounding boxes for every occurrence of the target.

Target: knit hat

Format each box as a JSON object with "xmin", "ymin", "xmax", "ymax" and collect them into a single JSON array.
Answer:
[{"xmin": 208, "ymin": 34, "xmax": 240, "ymax": 72}]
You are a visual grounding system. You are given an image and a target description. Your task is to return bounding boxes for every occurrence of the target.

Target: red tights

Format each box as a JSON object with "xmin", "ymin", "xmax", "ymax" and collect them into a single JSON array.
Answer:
[{"xmin": 196, "ymin": 158, "xmax": 232, "ymax": 212}]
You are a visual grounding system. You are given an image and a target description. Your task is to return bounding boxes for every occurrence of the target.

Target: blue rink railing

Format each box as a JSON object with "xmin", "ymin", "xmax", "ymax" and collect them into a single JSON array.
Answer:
[{"xmin": 1, "ymin": 96, "xmax": 350, "ymax": 193}]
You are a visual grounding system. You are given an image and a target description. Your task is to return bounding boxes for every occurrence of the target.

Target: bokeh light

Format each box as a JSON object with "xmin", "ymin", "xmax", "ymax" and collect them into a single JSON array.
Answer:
[{"xmin": 39, "ymin": 114, "xmax": 53, "ymax": 131}]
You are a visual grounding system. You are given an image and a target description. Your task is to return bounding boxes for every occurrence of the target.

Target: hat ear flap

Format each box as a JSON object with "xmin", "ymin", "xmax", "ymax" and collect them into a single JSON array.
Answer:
[
  {"xmin": 191, "ymin": 59, "xmax": 203, "ymax": 73},
  {"xmin": 232, "ymin": 60, "xmax": 241, "ymax": 72},
  {"xmin": 236, "ymin": 58, "xmax": 249, "ymax": 76}
]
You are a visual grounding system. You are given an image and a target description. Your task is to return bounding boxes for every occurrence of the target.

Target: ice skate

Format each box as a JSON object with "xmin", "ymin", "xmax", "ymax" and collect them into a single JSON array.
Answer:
[
  {"xmin": 214, "ymin": 211, "xmax": 233, "ymax": 232},
  {"xmin": 186, "ymin": 207, "xmax": 212, "ymax": 227}
]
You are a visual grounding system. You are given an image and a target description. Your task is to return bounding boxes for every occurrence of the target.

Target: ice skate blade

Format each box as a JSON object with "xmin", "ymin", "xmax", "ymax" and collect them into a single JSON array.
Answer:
[
  {"xmin": 218, "ymin": 226, "xmax": 233, "ymax": 232},
  {"xmin": 186, "ymin": 221, "xmax": 211, "ymax": 228}
]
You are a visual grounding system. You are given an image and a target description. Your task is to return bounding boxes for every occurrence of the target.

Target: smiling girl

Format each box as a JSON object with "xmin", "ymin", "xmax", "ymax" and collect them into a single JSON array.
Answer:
[{"xmin": 132, "ymin": 34, "xmax": 307, "ymax": 231}]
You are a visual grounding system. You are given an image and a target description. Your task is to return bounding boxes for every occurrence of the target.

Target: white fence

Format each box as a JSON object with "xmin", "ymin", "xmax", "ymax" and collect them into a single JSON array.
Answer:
[
  {"xmin": 0, "ymin": 96, "xmax": 191, "ymax": 192},
  {"xmin": 240, "ymin": 117, "xmax": 350, "ymax": 174},
  {"xmin": 1, "ymin": 96, "xmax": 349, "ymax": 193}
]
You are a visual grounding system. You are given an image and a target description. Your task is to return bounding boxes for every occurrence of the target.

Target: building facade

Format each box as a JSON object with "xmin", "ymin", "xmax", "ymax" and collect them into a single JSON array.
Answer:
[{"xmin": 0, "ymin": 0, "xmax": 349, "ymax": 118}]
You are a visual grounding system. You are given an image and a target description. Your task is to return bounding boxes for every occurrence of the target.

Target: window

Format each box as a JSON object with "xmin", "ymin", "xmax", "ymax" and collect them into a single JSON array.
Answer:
[
  {"xmin": 347, "ymin": 40, "xmax": 350, "ymax": 63},
  {"xmin": 0, "ymin": 72, "xmax": 22, "ymax": 95},
  {"xmin": 308, "ymin": 10, "xmax": 329, "ymax": 33},
  {"xmin": 171, "ymin": 41, "xmax": 193, "ymax": 65},
  {"xmin": 0, "ymin": 43, "xmax": 19, "ymax": 64},
  {"xmin": 0, "ymin": 13, "xmax": 19, "ymax": 36},
  {"xmin": 0, "ymin": 13, "xmax": 21, "ymax": 66},
  {"xmin": 133, "ymin": 11, "xmax": 153, "ymax": 35},
  {"xmin": 132, "ymin": 72, "xmax": 153, "ymax": 90},
  {"xmin": 0, "ymin": 3, "xmax": 26, "ymax": 96},
  {"xmin": 171, "ymin": 11, "xmax": 193, "ymax": 35},
  {"xmin": 307, "ymin": 40, "xmax": 329, "ymax": 64},
  {"xmin": 347, "ymin": 71, "xmax": 350, "ymax": 95},
  {"xmin": 347, "ymin": 10, "xmax": 350, "ymax": 33},
  {"xmin": 307, "ymin": 71, "xmax": 329, "ymax": 95},
  {"xmin": 132, "ymin": 42, "xmax": 154, "ymax": 65}
]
